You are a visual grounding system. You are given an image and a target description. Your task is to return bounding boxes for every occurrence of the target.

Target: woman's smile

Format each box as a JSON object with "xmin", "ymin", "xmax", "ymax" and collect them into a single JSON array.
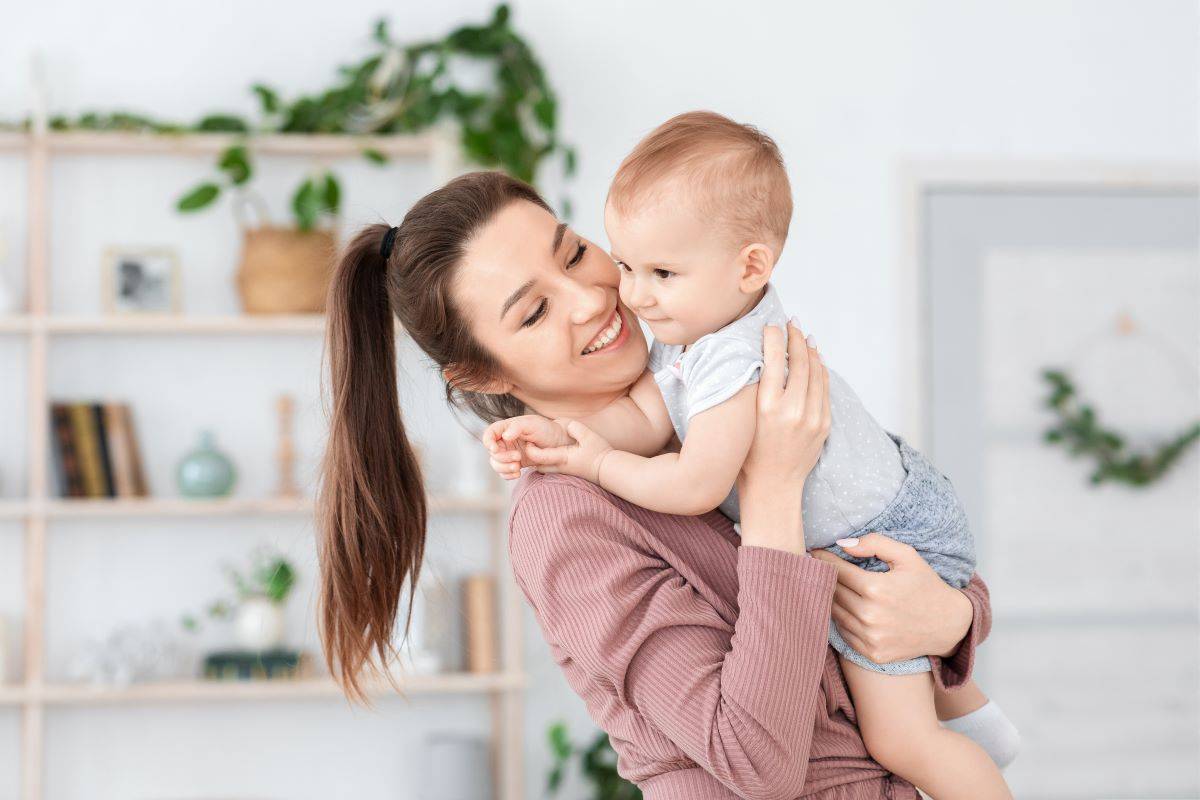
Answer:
[{"xmin": 581, "ymin": 306, "xmax": 630, "ymax": 356}]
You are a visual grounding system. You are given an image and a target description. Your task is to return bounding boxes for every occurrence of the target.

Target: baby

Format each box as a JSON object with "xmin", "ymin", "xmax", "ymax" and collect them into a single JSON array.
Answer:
[{"xmin": 484, "ymin": 111, "xmax": 1018, "ymax": 796}]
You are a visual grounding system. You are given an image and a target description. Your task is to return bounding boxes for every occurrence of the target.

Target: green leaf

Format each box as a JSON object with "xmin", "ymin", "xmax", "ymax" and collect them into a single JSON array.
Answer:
[
  {"xmin": 176, "ymin": 182, "xmax": 221, "ymax": 212},
  {"xmin": 493, "ymin": 4, "xmax": 510, "ymax": 25},
  {"xmin": 292, "ymin": 179, "xmax": 321, "ymax": 231},
  {"xmin": 362, "ymin": 148, "xmax": 388, "ymax": 165},
  {"xmin": 548, "ymin": 722, "xmax": 571, "ymax": 760},
  {"xmin": 323, "ymin": 173, "xmax": 341, "ymax": 216},
  {"xmin": 251, "ymin": 84, "xmax": 280, "ymax": 114},
  {"xmin": 374, "ymin": 18, "xmax": 390, "ymax": 45},
  {"xmin": 195, "ymin": 114, "xmax": 249, "ymax": 133},
  {"xmin": 533, "ymin": 94, "xmax": 556, "ymax": 131},
  {"xmin": 563, "ymin": 146, "xmax": 577, "ymax": 177},
  {"xmin": 217, "ymin": 145, "xmax": 252, "ymax": 185}
]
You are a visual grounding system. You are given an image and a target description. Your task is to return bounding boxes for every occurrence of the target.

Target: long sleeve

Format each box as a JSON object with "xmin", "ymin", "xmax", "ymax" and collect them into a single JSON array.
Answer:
[
  {"xmin": 930, "ymin": 572, "xmax": 992, "ymax": 691},
  {"xmin": 509, "ymin": 477, "xmax": 838, "ymax": 800}
]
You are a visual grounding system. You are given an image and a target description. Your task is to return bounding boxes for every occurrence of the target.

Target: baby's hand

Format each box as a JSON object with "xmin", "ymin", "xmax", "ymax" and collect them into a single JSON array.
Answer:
[
  {"xmin": 523, "ymin": 419, "xmax": 615, "ymax": 485},
  {"xmin": 481, "ymin": 415, "xmax": 573, "ymax": 480}
]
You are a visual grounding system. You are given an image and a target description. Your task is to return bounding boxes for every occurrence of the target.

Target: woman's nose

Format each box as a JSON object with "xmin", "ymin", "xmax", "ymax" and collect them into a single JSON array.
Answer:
[{"xmin": 567, "ymin": 281, "xmax": 609, "ymax": 325}]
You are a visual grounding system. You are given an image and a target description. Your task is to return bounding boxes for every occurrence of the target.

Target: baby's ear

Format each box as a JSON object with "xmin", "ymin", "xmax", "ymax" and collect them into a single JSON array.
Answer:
[
  {"xmin": 737, "ymin": 242, "xmax": 776, "ymax": 293},
  {"xmin": 442, "ymin": 364, "xmax": 515, "ymax": 396}
]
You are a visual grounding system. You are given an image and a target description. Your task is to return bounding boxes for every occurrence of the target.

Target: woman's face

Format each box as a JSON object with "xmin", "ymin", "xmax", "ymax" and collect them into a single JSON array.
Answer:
[{"xmin": 450, "ymin": 200, "xmax": 650, "ymax": 416}]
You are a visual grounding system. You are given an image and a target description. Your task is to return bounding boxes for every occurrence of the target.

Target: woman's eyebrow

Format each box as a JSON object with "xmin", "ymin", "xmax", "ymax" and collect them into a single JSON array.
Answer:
[
  {"xmin": 501, "ymin": 279, "xmax": 536, "ymax": 320},
  {"xmin": 551, "ymin": 222, "xmax": 567, "ymax": 255}
]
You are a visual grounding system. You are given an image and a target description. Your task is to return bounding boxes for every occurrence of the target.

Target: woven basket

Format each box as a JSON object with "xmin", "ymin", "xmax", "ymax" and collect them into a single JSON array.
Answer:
[{"xmin": 235, "ymin": 225, "xmax": 335, "ymax": 314}]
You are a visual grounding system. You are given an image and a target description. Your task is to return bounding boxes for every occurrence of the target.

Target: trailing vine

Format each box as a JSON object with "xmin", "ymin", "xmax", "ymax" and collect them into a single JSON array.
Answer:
[
  {"xmin": 1041, "ymin": 368, "xmax": 1200, "ymax": 486},
  {"xmin": 10, "ymin": 4, "xmax": 574, "ymax": 230}
]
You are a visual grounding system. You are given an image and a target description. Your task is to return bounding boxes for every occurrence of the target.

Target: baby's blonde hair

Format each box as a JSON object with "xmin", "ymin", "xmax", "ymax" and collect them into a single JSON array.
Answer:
[{"xmin": 608, "ymin": 110, "xmax": 793, "ymax": 251}]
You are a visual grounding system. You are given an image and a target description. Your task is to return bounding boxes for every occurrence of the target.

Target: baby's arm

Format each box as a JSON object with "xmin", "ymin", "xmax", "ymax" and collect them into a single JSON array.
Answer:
[
  {"xmin": 482, "ymin": 369, "xmax": 674, "ymax": 479},
  {"xmin": 532, "ymin": 385, "xmax": 757, "ymax": 516},
  {"xmin": 582, "ymin": 368, "xmax": 676, "ymax": 457}
]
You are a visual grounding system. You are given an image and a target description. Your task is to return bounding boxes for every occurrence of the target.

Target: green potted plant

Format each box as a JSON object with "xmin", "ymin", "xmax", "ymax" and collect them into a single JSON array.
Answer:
[
  {"xmin": 28, "ymin": 4, "xmax": 574, "ymax": 314},
  {"xmin": 546, "ymin": 722, "xmax": 642, "ymax": 800},
  {"xmin": 180, "ymin": 545, "xmax": 297, "ymax": 652}
]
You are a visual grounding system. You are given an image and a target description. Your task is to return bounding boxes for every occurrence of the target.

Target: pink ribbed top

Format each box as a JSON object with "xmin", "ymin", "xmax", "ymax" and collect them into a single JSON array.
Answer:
[{"xmin": 507, "ymin": 472, "xmax": 992, "ymax": 800}]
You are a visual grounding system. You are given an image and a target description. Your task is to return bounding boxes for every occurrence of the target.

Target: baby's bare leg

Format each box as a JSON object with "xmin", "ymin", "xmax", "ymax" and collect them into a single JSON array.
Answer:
[
  {"xmin": 935, "ymin": 679, "xmax": 1022, "ymax": 769},
  {"xmin": 840, "ymin": 657, "xmax": 1012, "ymax": 800},
  {"xmin": 933, "ymin": 677, "xmax": 988, "ymax": 720}
]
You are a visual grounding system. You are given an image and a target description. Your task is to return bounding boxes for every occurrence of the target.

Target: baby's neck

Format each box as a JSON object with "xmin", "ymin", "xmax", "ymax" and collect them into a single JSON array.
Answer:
[{"xmin": 682, "ymin": 285, "xmax": 768, "ymax": 352}]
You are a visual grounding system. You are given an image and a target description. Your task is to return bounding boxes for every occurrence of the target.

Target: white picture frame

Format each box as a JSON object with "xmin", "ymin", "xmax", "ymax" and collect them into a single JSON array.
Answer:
[{"xmin": 102, "ymin": 246, "xmax": 181, "ymax": 314}]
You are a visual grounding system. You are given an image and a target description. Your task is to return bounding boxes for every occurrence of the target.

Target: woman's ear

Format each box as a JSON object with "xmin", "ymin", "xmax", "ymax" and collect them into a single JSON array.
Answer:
[
  {"xmin": 442, "ymin": 364, "xmax": 515, "ymax": 396},
  {"xmin": 737, "ymin": 242, "xmax": 776, "ymax": 293}
]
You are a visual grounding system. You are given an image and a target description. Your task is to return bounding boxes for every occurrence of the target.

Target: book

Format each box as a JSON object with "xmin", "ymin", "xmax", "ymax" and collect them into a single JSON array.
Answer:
[
  {"xmin": 68, "ymin": 403, "xmax": 106, "ymax": 498},
  {"xmin": 49, "ymin": 403, "xmax": 84, "ymax": 498},
  {"xmin": 91, "ymin": 403, "xmax": 116, "ymax": 498},
  {"xmin": 123, "ymin": 403, "xmax": 148, "ymax": 497},
  {"xmin": 102, "ymin": 403, "xmax": 137, "ymax": 498}
]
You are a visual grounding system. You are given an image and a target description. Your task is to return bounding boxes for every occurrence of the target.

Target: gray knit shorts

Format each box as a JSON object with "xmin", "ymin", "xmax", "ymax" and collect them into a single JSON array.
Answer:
[{"xmin": 822, "ymin": 434, "xmax": 976, "ymax": 675}]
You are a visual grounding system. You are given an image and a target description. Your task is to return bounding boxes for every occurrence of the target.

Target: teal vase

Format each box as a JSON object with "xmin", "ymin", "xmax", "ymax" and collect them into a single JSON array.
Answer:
[{"xmin": 177, "ymin": 430, "xmax": 236, "ymax": 498}]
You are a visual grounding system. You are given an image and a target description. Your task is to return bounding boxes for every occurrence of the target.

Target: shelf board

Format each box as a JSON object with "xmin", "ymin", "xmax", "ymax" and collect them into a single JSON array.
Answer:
[
  {"xmin": 0, "ymin": 129, "xmax": 443, "ymax": 158},
  {"xmin": 0, "ymin": 493, "xmax": 507, "ymax": 520},
  {"xmin": 0, "ymin": 672, "xmax": 523, "ymax": 706},
  {"xmin": 44, "ymin": 314, "xmax": 327, "ymax": 335},
  {"xmin": 0, "ymin": 314, "xmax": 415, "ymax": 335}
]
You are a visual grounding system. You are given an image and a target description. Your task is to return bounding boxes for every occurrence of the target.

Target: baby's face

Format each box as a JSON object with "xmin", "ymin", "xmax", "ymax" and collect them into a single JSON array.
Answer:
[{"xmin": 605, "ymin": 198, "xmax": 756, "ymax": 346}]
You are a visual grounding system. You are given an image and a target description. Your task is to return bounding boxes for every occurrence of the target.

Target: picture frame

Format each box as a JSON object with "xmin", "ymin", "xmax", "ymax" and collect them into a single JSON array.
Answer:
[{"xmin": 102, "ymin": 246, "xmax": 182, "ymax": 314}]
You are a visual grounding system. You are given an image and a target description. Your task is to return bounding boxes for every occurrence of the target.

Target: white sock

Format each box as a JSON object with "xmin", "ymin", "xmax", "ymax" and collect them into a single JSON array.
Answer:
[{"xmin": 941, "ymin": 700, "xmax": 1021, "ymax": 769}]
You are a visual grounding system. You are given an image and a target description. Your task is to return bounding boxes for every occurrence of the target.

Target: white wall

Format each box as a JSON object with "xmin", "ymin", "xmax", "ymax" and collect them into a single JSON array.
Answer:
[{"xmin": 1, "ymin": 1, "xmax": 1196, "ymax": 798}]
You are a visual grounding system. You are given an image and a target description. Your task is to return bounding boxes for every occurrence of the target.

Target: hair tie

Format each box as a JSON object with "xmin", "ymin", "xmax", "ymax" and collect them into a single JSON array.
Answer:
[{"xmin": 380, "ymin": 226, "xmax": 399, "ymax": 259}]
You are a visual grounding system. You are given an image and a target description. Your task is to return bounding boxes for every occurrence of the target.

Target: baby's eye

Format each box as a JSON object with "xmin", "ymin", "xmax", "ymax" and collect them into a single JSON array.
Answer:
[
  {"xmin": 653, "ymin": 268, "xmax": 674, "ymax": 280},
  {"xmin": 616, "ymin": 261, "xmax": 632, "ymax": 273}
]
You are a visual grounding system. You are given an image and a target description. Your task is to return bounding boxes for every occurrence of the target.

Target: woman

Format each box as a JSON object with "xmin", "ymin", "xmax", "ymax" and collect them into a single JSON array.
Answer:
[{"xmin": 317, "ymin": 172, "xmax": 992, "ymax": 799}]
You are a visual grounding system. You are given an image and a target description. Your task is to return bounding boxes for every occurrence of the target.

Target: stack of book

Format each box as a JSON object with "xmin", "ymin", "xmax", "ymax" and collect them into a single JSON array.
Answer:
[{"xmin": 49, "ymin": 401, "xmax": 147, "ymax": 498}]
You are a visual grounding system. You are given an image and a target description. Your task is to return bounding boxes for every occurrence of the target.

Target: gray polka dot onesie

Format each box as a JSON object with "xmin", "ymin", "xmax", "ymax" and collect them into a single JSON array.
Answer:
[{"xmin": 648, "ymin": 283, "xmax": 976, "ymax": 675}]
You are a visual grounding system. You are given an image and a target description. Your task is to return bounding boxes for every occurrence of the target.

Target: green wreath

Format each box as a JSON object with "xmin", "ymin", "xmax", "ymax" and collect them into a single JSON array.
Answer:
[{"xmin": 1041, "ymin": 368, "xmax": 1200, "ymax": 487}]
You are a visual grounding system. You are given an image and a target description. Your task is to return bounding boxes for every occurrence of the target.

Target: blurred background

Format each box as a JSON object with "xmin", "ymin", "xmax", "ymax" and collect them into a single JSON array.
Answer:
[{"xmin": 0, "ymin": 1, "xmax": 1196, "ymax": 798}]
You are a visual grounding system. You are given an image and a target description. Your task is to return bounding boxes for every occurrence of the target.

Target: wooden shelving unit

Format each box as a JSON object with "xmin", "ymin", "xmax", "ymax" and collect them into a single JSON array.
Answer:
[{"xmin": 2, "ymin": 121, "xmax": 524, "ymax": 800}]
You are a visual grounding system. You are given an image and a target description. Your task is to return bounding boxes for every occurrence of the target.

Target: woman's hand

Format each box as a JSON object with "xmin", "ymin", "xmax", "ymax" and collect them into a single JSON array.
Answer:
[
  {"xmin": 736, "ymin": 320, "xmax": 831, "ymax": 556},
  {"xmin": 810, "ymin": 534, "xmax": 973, "ymax": 662}
]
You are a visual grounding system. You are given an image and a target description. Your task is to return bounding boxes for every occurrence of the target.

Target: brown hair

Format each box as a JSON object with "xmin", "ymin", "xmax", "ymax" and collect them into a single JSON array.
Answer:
[
  {"xmin": 317, "ymin": 171, "xmax": 550, "ymax": 705},
  {"xmin": 608, "ymin": 110, "xmax": 793, "ymax": 250}
]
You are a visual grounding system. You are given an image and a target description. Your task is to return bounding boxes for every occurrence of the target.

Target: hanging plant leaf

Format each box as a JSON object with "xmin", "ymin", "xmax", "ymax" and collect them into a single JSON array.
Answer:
[
  {"xmin": 176, "ymin": 182, "xmax": 221, "ymax": 212},
  {"xmin": 362, "ymin": 148, "xmax": 388, "ymax": 165},
  {"xmin": 217, "ymin": 145, "xmax": 252, "ymax": 185},
  {"xmin": 323, "ymin": 172, "xmax": 341, "ymax": 216},
  {"xmin": 291, "ymin": 179, "xmax": 322, "ymax": 231},
  {"xmin": 251, "ymin": 84, "xmax": 280, "ymax": 115}
]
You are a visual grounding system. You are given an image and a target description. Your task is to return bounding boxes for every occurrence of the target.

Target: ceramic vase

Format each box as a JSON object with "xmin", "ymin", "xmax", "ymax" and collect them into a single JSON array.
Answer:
[{"xmin": 176, "ymin": 430, "xmax": 236, "ymax": 497}]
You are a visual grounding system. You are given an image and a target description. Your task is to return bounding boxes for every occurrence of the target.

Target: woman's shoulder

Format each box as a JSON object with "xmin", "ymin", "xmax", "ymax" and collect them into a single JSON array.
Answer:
[{"xmin": 510, "ymin": 469, "xmax": 612, "ymax": 515}]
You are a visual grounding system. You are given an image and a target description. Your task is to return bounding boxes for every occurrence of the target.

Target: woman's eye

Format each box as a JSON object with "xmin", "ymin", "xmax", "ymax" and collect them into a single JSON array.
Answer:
[
  {"xmin": 653, "ymin": 268, "xmax": 674, "ymax": 280},
  {"xmin": 567, "ymin": 242, "xmax": 587, "ymax": 268},
  {"xmin": 522, "ymin": 299, "xmax": 547, "ymax": 328}
]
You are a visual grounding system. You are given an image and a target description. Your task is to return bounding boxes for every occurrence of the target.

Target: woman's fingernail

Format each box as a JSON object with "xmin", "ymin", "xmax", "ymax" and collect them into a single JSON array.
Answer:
[
  {"xmin": 836, "ymin": 537, "xmax": 858, "ymax": 547},
  {"xmin": 789, "ymin": 315, "xmax": 801, "ymax": 327},
  {"xmin": 806, "ymin": 334, "xmax": 817, "ymax": 347}
]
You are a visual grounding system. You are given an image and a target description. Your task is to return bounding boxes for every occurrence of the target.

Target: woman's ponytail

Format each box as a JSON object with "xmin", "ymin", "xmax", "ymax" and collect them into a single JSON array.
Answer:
[
  {"xmin": 317, "ymin": 172, "xmax": 554, "ymax": 705},
  {"xmin": 317, "ymin": 223, "xmax": 425, "ymax": 706}
]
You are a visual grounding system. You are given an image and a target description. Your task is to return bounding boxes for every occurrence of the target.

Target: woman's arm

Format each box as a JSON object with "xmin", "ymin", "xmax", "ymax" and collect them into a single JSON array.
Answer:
[
  {"xmin": 509, "ymin": 480, "xmax": 834, "ymax": 800},
  {"xmin": 510, "ymin": 322, "xmax": 834, "ymax": 800},
  {"xmin": 808, "ymin": 535, "xmax": 992, "ymax": 690}
]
